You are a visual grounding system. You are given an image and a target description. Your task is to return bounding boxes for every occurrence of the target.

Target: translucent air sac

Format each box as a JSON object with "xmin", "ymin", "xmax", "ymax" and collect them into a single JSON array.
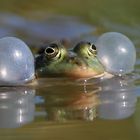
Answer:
[
  {"xmin": 95, "ymin": 32, "xmax": 136, "ymax": 75},
  {"xmin": 0, "ymin": 37, "xmax": 35, "ymax": 85}
]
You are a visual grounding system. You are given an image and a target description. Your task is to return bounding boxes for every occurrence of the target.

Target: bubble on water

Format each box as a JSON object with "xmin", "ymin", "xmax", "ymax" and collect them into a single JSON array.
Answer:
[
  {"xmin": 0, "ymin": 37, "xmax": 35, "ymax": 85},
  {"xmin": 95, "ymin": 32, "xmax": 136, "ymax": 75}
]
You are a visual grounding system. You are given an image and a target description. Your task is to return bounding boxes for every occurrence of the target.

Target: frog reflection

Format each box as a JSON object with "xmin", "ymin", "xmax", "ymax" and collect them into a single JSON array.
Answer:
[
  {"xmin": 36, "ymin": 76, "xmax": 137, "ymax": 121},
  {"xmin": 0, "ymin": 87, "xmax": 35, "ymax": 128},
  {"xmin": 35, "ymin": 79, "xmax": 100, "ymax": 121},
  {"xmin": 45, "ymin": 91, "xmax": 99, "ymax": 122},
  {"xmin": 98, "ymin": 76, "xmax": 137, "ymax": 120}
]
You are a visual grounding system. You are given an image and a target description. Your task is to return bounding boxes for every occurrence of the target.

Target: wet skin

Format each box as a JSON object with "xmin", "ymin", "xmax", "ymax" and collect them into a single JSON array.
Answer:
[{"xmin": 35, "ymin": 41, "xmax": 104, "ymax": 78}]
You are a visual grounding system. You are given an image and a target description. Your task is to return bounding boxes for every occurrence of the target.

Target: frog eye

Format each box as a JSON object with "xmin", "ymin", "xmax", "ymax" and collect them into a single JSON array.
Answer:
[
  {"xmin": 89, "ymin": 43, "xmax": 97, "ymax": 55},
  {"xmin": 45, "ymin": 43, "xmax": 59, "ymax": 59}
]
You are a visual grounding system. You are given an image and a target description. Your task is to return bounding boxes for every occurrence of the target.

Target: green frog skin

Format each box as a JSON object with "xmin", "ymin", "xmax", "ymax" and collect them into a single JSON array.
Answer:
[{"xmin": 35, "ymin": 41, "xmax": 105, "ymax": 78}]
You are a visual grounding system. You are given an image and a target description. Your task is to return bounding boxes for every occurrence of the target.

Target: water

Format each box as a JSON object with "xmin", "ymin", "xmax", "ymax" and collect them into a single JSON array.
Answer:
[
  {"xmin": 0, "ymin": 0, "xmax": 140, "ymax": 140},
  {"xmin": 0, "ymin": 76, "xmax": 139, "ymax": 140}
]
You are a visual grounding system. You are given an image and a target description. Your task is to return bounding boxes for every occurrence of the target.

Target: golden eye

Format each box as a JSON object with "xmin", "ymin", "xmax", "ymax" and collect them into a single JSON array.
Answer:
[
  {"xmin": 45, "ymin": 43, "xmax": 59, "ymax": 59},
  {"xmin": 89, "ymin": 43, "xmax": 97, "ymax": 55},
  {"xmin": 91, "ymin": 44, "xmax": 96, "ymax": 51}
]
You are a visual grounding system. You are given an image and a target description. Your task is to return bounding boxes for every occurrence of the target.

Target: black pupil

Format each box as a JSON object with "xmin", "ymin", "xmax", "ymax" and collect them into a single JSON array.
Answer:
[
  {"xmin": 46, "ymin": 47, "xmax": 54, "ymax": 54},
  {"xmin": 91, "ymin": 44, "xmax": 96, "ymax": 50},
  {"xmin": 45, "ymin": 43, "xmax": 58, "ymax": 55}
]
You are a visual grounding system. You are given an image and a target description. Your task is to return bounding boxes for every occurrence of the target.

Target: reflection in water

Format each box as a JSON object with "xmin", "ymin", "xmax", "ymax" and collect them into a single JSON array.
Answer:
[
  {"xmin": 0, "ymin": 87, "xmax": 35, "ymax": 128},
  {"xmin": 35, "ymin": 80, "xmax": 100, "ymax": 122},
  {"xmin": 44, "ymin": 91, "xmax": 99, "ymax": 122},
  {"xmin": 0, "ymin": 76, "xmax": 136, "ymax": 128},
  {"xmin": 36, "ymin": 76, "xmax": 137, "ymax": 122},
  {"xmin": 98, "ymin": 76, "xmax": 137, "ymax": 120}
]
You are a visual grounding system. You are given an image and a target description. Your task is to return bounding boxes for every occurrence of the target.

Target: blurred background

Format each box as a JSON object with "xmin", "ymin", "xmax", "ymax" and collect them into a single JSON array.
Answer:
[{"xmin": 0, "ymin": 0, "xmax": 139, "ymax": 48}]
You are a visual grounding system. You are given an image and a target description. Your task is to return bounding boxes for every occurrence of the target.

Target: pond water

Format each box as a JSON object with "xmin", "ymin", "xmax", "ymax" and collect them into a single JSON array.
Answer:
[{"xmin": 0, "ymin": 0, "xmax": 140, "ymax": 140}]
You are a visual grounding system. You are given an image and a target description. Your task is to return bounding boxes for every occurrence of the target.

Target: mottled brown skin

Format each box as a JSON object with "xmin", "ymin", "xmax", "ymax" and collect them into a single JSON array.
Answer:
[{"xmin": 35, "ymin": 41, "xmax": 104, "ymax": 78}]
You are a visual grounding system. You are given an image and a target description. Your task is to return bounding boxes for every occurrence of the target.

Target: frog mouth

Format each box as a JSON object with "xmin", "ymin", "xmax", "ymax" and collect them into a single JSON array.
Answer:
[{"xmin": 63, "ymin": 53, "xmax": 104, "ymax": 78}]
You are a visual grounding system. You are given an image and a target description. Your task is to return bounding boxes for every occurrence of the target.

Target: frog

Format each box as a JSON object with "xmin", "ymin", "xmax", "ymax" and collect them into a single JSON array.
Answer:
[{"xmin": 35, "ymin": 41, "xmax": 105, "ymax": 78}]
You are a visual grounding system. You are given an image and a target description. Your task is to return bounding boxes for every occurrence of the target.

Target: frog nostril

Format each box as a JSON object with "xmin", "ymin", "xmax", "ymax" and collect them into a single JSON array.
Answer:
[{"xmin": 87, "ymin": 42, "xmax": 91, "ymax": 45}]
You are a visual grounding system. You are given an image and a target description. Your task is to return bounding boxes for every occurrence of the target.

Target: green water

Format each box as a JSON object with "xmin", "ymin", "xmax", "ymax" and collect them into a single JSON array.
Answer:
[{"xmin": 0, "ymin": 0, "xmax": 140, "ymax": 140}]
